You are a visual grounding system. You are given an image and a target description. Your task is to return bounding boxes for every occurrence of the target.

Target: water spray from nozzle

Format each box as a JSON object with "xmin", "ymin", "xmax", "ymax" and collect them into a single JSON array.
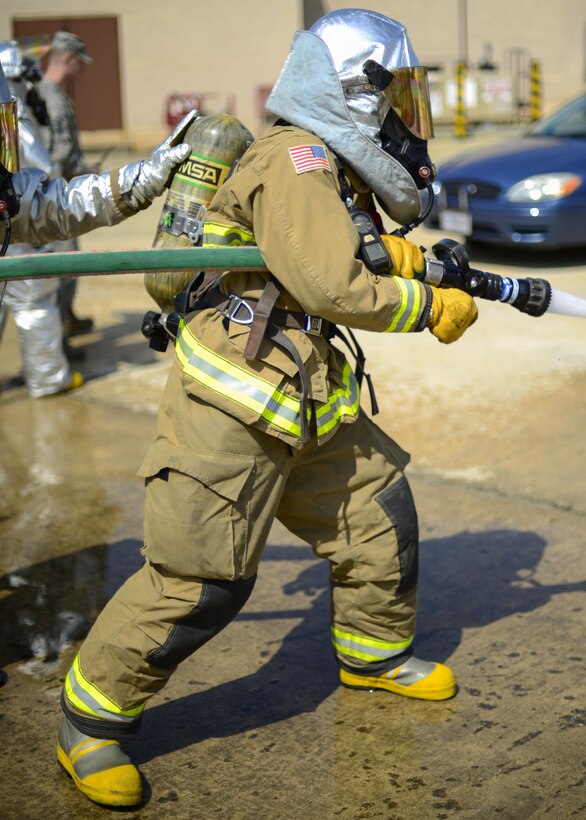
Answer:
[{"xmin": 547, "ymin": 287, "xmax": 586, "ymax": 318}]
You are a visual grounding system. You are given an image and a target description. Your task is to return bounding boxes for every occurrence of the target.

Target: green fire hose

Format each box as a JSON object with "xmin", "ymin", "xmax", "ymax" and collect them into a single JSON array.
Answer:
[
  {"xmin": 0, "ymin": 246, "xmax": 267, "ymax": 281},
  {"xmin": 2, "ymin": 244, "xmax": 586, "ymax": 320}
]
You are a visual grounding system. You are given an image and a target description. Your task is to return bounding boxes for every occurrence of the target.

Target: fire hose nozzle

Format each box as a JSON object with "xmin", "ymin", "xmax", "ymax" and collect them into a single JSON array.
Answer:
[
  {"xmin": 515, "ymin": 277, "xmax": 552, "ymax": 317},
  {"xmin": 421, "ymin": 239, "xmax": 553, "ymax": 318}
]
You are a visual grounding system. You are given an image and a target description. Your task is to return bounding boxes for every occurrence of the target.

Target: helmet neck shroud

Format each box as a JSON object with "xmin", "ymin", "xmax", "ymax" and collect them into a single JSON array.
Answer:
[{"xmin": 266, "ymin": 30, "xmax": 424, "ymax": 227}]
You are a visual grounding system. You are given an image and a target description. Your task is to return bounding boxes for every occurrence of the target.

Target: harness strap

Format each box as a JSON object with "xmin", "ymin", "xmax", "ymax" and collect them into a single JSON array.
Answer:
[
  {"xmin": 176, "ymin": 270, "xmax": 223, "ymax": 315},
  {"xmin": 200, "ymin": 283, "xmax": 330, "ymax": 336},
  {"xmin": 268, "ymin": 325, "xmax": 312, "ymax": 445},
  {"xmin": 243, "ymin": 276, "xmax": 281, "ymax": 360},
  {"xmin": 181, "ymin": 274, "xmax": 317, "ymax": 444},
  {"xmin": 181, "ymin": 271, "xmax": 377, "ymax": 422},
  {"xmin": 219, "ymin": 275, "xmax": 314, "ymax": 443}
]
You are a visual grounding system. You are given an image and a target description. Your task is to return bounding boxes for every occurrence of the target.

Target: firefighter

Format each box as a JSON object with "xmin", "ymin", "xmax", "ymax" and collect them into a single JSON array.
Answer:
[
  {"xmin": 0, "ymin": 39, "xmax": 84, "ymax": 398},
  {"xmin": 56, "ymin": 10, "xmax": 478, "ymax": 808}
]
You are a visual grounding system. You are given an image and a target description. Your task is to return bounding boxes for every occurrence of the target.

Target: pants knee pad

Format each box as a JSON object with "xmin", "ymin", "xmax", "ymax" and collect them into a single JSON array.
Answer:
[
  {"xmin": 375, "ymin": 474, "xmax": 419, "ymax": 594},
  {"xmin": 148, "ymin": 575, "xmax": 256, "ymax": 669}
]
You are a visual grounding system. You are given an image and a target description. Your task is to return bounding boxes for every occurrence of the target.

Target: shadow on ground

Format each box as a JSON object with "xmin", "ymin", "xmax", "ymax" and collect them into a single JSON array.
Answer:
[
  {"xmin": 3, "ymin": 527, "xmax": 583, "ymax": 761},
  {"xmin": 73, "ymin": 310, "xmax": 163, "ymax": 376}
]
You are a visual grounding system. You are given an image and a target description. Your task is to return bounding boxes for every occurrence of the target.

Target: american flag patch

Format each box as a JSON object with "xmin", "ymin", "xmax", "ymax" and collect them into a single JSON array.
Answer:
[{"xmin": 288, "ymin": 144, "xmax": 331, "ymax": 174}]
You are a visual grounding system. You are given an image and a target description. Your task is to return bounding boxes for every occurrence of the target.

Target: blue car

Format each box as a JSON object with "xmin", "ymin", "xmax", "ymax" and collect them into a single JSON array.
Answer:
[{"xmin": 427, "ymin": 94, "xmax": 586, "ymax": 249}]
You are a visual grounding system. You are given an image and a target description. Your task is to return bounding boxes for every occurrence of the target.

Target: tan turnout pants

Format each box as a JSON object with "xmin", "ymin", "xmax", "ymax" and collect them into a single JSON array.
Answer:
[{"xmin": 64, "ymin": 366, "xmax": 419, "ymax": 730}]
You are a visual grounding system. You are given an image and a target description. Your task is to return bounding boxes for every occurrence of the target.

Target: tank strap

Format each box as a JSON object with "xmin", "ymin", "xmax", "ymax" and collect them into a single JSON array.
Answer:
[
  {"xmin": 330, "ymin": 153, "xmax": 380, "ymax": 417},
  {"xmin": 176, "ymin": 270, "xmax": 224, "ymax": 314},
  {"xmin": 109, "ymin": 167, "xmax": 137, "ymax": 218}
]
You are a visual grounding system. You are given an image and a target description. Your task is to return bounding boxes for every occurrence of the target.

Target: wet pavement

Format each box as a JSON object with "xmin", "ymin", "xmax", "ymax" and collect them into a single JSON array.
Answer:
[{"xmin": 1, "ymin": 137, "xmax": 585, "ymax": 819}]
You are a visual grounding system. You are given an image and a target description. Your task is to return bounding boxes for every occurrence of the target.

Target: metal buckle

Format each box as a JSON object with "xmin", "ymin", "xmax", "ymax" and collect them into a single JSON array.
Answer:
[
  {"xmin": 222, "ymin": 294, "xmax": 255, "ymax": 325},
  {"xmin": 303, "ymin": 315, "xmax": 323, "ymax": 335}
]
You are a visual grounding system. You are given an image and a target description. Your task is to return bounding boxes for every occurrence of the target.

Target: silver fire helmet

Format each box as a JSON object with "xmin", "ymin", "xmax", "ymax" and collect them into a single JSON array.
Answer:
[
  {"xmin": 0, "ymin": 40, "xmax": 53, "ymax": 174},
  {"xmin": 267, "ymin": 8, "xmax": 435, "ymax": 225},
  {"xmin": 0, "ymin": 41, "xmax": 23, "ymax": 79},
  {"xmin": 0, "ymin": 36, "xmax": 49, "ymax": 83}
]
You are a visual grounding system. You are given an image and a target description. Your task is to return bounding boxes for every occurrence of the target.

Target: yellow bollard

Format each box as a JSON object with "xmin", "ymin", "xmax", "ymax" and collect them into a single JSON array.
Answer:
[
  {"xmin": 454, "ymin": 62, "xmax": 468, "ymax": 138},
  {"xmin": 530, "ymin": 59, "xmax": 542, "ymax": 122}
]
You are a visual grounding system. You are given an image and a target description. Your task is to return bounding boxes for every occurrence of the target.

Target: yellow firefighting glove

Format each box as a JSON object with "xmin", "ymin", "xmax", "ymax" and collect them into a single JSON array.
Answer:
[
  {"xmin": 429, "ymin": 287, "xmax": 478, "ymax": 344},
  {"xmin": 381, "ymin": 234, "xmax": 425, "ymax": 278}
]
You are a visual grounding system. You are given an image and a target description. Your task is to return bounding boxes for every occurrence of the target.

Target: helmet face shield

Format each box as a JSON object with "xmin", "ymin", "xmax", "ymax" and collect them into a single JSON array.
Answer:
[
  {"xmin": 381, "ymin": 67, "xmax": 434, "ymax": 140},
  {"xmin": 0, "ymin": 98, "xmax": 20, "ymax": 173}
]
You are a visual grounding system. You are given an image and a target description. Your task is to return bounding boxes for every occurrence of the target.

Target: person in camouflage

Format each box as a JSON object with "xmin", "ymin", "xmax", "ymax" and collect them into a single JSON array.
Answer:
[{"xmin": 39, "ymin": 31, "xmax": 98, "ymax": 336}]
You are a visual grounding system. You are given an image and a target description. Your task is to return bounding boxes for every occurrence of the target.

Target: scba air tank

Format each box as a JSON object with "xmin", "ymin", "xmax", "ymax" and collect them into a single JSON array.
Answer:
[{"xmin": 146, "ymin": 113, "xmax": 254, "ymax": 313}]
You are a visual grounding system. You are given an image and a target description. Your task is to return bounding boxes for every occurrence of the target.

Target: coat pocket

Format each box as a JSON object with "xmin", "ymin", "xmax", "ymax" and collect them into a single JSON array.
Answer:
[{"xmin": 137, "ymin": 440, "xmax": 255, "ymax": 580}]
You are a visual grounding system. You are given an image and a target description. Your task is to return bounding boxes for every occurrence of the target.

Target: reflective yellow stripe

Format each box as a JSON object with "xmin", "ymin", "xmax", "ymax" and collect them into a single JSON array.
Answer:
[
  {"xmin": 385, "ymin": 278, "xmax": 422, "ymax": 333},
  {"xmin": 176, "ymin": 323, "xmax": 360, "ymax": 441},
  {"xmin": 203, "ymin": 222, "xmax": 257, "ymax": 246},
  {"xmin": 315, "ymin": 362, "xmax": 360, "ymax": 437},
  {"xmin": 332, "ymin": 626, "xmax": 413, "ymax": 662},
  {"xmin": 176, "ymin": 321, "xmax": 304, "ymax": 437},
  {"xmin": 70, "ymin": 739, "xmax": 117, "ymax": 765},
  {"xmin": 65, "ymin": 655, "xmax": 144, "ymax": 722}
]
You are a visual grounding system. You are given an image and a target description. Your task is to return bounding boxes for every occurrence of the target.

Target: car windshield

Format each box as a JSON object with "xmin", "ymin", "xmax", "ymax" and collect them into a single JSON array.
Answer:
[{"xmin": 526, "ymin": 95, "xmax": 586, "ymax": 139}]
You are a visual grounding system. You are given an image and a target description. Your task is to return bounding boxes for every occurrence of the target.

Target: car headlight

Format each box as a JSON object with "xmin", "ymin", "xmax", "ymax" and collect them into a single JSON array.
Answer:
[{"xmin": 505, "ymin": 173, "xmax": 582, "ymax": 202}]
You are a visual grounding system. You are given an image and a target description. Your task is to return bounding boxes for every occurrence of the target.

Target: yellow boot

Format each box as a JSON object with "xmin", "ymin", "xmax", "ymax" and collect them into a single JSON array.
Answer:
[
  {"xmin": 57, "ymin": 714, "xmax": 142, "ymax": 807},
  {"xmin": 38, "ymin": 371, "xmax": 84, "ymax": 397},
  {"xmin": 340, "ymin": 656, "xmax": 457, "ymax": 701},
  {"xmin": 64, "ymin": 371, "xmax": 85, "ymax": 392}
]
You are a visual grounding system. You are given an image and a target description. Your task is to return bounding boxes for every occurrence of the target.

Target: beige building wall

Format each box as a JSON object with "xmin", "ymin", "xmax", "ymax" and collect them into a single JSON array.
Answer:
[
  {"xmin": 0, "ymin": 0, "xmax": 302, "ymax": 146},
  {"xmin": 1, "ymin": 0, "xmax": 585, "ymax": 147}
]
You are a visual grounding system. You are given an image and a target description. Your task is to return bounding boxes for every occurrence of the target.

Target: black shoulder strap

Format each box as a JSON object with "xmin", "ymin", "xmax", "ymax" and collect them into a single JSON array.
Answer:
[{"xmin": 333, "ymin": 155, "xmax": 354, "ymax": 207}]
